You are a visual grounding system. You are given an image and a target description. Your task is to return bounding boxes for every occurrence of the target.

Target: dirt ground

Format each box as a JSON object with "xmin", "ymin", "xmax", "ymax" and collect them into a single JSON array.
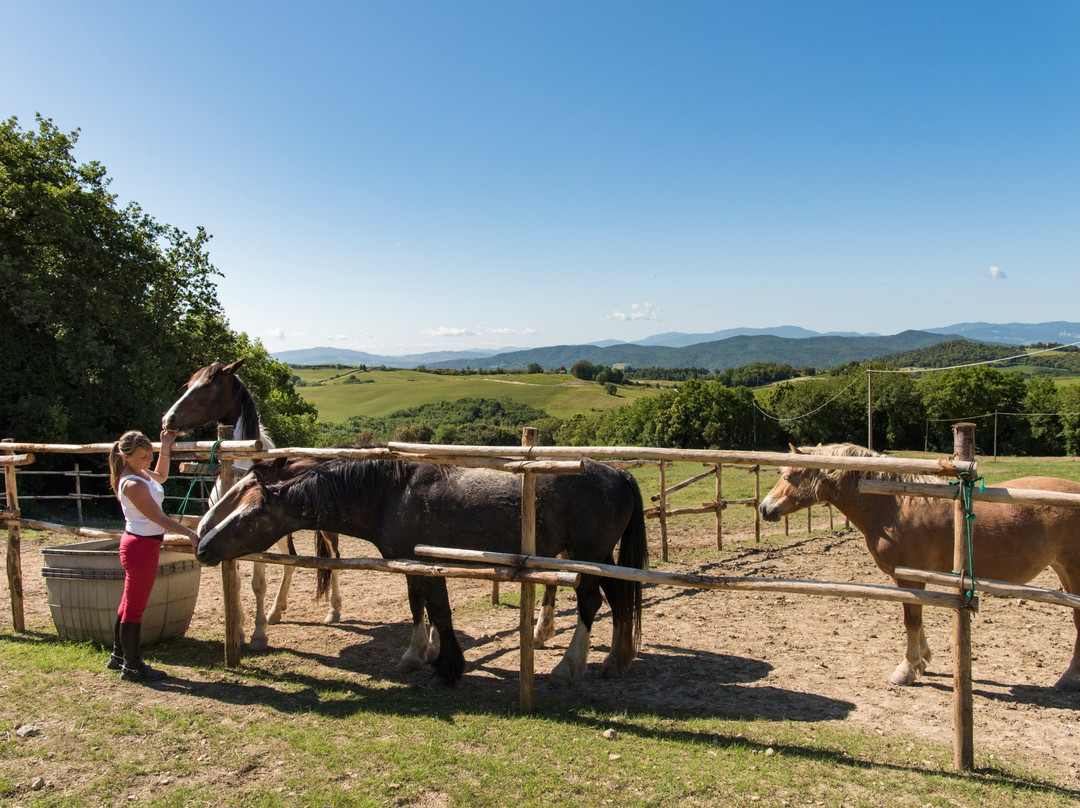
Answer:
[{"xmin": 10, "ymin": 518, "xmax": 1080, "ymax": 789}]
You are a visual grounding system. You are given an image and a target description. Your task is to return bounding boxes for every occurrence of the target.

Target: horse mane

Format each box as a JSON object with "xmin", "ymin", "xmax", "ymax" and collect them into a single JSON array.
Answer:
[
  {"xmin": 233, "ymin": 385, "xmax": 271, "ymax": 448},
  {"xmin": 277, "ymin": 459, "xmax": 438, "ymax": 519},
  {"xmin": 804, "ymin": 443, "xmax": 939, "ymax": 485}
]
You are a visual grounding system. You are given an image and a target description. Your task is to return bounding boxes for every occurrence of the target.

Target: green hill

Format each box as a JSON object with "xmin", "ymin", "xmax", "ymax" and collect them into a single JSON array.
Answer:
[
  {"xmin": 291, "ymin": 367, "xmax": 667, "ymax": 423},
  {"xmin": 428, "ymin": 330, "xmax": 957, "ymax": 371}
]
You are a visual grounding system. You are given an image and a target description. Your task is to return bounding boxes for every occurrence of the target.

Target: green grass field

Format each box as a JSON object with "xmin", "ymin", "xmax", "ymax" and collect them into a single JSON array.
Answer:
[{"xmin": 291, "ymin": 367, "xmax": 667, "ymax": 422}]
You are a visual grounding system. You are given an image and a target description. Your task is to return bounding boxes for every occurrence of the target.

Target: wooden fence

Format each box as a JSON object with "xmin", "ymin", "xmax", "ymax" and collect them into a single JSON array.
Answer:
[{"xmin": 4, "ymin": 431, "xmax": 1080, "ymax": 772}]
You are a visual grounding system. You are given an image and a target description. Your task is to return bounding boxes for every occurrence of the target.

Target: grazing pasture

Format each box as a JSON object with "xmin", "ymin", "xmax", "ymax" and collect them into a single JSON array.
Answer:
[{"xmin": 288, "ymin": 367, "xmax": 666, "ymax": 421}]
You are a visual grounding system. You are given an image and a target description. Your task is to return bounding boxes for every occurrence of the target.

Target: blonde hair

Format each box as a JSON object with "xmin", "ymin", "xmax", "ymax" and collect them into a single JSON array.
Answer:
[{"xmin": 109, "ymin": 430, "xmax": 154, "ymax": 495}]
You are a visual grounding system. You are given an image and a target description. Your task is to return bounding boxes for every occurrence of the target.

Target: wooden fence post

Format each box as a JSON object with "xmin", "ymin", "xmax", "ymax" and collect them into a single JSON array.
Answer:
[
  {"xmin": 519, "ymin": 427, "xmax": 539, "ymax": 713},
  {"xmin": 952, "ymin": 422, "xmax": 976, "ymax": 771},
  {"xmin": 753, "ymin": 465, "xmax": 761, "ymax": 543},
  {"xmin": 2, "ymin": 439, "xmax": 24, "ymax": 632},
  {"xmin": 658, "ymin": 461, "xmax": 669, "ymax": 562},
  {"xmin": 216, "ymin": 425, "xmax": 243, "ymax": 668},
  {"xmin": 715, "ymin": 464, "xmax": 723, "ymax": 550}
]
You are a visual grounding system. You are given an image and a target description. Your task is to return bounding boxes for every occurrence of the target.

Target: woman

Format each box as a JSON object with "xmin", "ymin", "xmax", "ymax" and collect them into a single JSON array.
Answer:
[{"xmin": 107, "ymin": 429, "xmax": 200, "ymax": 682}]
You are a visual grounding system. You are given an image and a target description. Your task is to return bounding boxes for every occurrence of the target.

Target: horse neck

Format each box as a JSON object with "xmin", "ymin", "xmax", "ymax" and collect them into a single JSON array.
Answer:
[
  {"xmin": 226, "ymin": 381, "xmax": 273, "ymax": 452},
  {"xmin": 824, "ymin": 473, "xmax": 905, "ymax": 542}
]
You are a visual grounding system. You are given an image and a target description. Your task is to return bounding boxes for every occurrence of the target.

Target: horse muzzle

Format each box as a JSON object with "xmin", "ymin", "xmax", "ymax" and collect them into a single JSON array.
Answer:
[{"xmin": 758, "ymin": 499, "xmax": 783, "ymax": 522}]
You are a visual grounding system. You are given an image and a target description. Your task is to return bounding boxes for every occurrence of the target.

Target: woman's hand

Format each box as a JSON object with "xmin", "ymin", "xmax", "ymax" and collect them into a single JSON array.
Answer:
[
  {"xmin": 159, "ymin": 429, "xmax": 180, "ymax": 450},
  {"xmin": 188, "ymin": 529, "xmax": 200, "ymax": 554}
]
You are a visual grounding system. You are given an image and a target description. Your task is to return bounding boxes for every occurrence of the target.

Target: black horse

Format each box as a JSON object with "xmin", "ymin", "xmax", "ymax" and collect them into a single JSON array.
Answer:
[{"xmin": 196, "ymin": 457, "xmax": 648, "ymax": 688}]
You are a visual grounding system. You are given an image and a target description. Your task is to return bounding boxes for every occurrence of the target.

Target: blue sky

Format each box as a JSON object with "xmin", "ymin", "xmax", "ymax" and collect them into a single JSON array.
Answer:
[{"xmin": 5, "ymin": 2, "xmax": 1078, "ymax": 355}]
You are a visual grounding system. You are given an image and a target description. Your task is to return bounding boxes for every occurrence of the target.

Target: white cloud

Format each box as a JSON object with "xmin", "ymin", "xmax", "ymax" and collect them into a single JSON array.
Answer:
[
  {"xmin": 608, "ymin": 302, "xmax": 659, "ymax": 321},
  {"xmin": 324, "ymin": 333, "xmax": 352, "ymax": 342},
  {"xmin": 488, "ymin": 327, "xmax": 538, "ymax": 336},
  {"xmin": 263, "ymin": 328, "xmax": 309, "ymax": 341},
  {"xmin": 422, "ymin": 327, "xmax": 477, "ymax": 338},
  {"xmin": 988, "ymin": 265, "xmax": 1007, "ymax": 280}
]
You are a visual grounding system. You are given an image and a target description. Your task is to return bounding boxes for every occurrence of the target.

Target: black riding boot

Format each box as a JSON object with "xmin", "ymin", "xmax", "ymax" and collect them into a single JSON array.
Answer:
[
  {"xmin": 107, "ymin": 614, "xmax": 124, "ymax": 670},
  {"xmin": 119, "ymin": 622, "xmax": 168, "ymax": 682}
]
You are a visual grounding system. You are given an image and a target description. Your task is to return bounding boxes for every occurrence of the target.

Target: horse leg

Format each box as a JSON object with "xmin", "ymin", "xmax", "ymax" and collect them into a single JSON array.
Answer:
[
  {"xmin": 550, "ymin": 574, "xmax": 604, "ymax": 687},
  {"xmin": 1055, "ymin": 607, "xmax": 1080, "ymax": 691},
  {"xmin": 248, "ymin": 560, "xmax": 270, "ymax": 651},
  {"xmin": 315, "ymin": 530, "xmax": 341, "ymax": 624},
  {"xmin": 888, "ymin": 600, "xmax": 930, "ymax": 686},
  {"xmin": 267, "ymin": 537, "xmax": 293, "ymax": 626},
  {"xmin": 397, "ymin": 575, "xmax": 437, "ymax": 672},
  {"xmin": 418, "ymin": 576, "xmax": 464, "ymax": 688},
  {"xmin": 1051, "ymin": 568, "xmax": 1080, "ymax": 691},
  {"xmin": 324, "ymin": 571, "xmax": 343, "ymax": 625},
  {"xmin": 598, "ymin": 575, "xmax": 639, "ymax": 679},
  {"xmin": 533, "ymin": 585, "xmax": 558, "ymax": 647}
]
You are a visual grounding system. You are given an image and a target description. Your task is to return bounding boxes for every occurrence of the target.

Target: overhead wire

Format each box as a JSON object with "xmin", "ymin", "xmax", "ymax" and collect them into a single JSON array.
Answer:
[{"xmin": 752, "ymin": 339, "xmax": 1080, "ymax": 424}]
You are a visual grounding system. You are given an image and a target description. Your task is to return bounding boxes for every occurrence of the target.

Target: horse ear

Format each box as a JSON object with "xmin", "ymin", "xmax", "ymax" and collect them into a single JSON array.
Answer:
[
  {"xmin": 250, "ymin": 458, "xmax": 286, "ymax": 486},
  {"xmin": 223, "ymin": 358, "xmax": 246, "ymax": 375},
  {"xmin": 789, "ymin": 443, "xmax": 804, "ymax": 455}
]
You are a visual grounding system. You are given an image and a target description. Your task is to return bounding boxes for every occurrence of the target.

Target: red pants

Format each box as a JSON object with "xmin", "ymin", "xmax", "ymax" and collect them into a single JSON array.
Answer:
[{"xmin": 117, "ymin": 532, "xmax": 163, "ymax": 623}]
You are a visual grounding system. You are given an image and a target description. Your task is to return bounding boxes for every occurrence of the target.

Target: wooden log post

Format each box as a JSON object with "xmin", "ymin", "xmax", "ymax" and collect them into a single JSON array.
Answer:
[
  {"xmin": 715, "ymin": 465, "xmax": 723, "ymax": 550},
  {"xmin": 216, "ymin": 425, "xmax": 244, "ymax": 667},
  {"xmin": 658, "ymin": 461, "xmax": 669, "ymax": 562},
  {"xmin": 2, "ymin": 439, "xmax": 26, "ymax": 632},
  {"xmin": 753, "ymin": 465, "xmax": 761, "ymax": 543},
  {"xmin": 519, "ymin": 427, "xmax": 539, "ymax": 713},
  {"xmin": 952, "ymin": 422, "xmax": 976, "ymax": 771}
]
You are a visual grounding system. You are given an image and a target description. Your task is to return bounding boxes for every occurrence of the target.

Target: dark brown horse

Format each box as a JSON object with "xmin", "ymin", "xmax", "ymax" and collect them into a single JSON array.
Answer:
[
  {"xmin": 759, "ymin": 443, "xmax": 1080, "ymax": 690},
  {"xmin": 195, "ymin": 456, "xmax": 648, "ymax": 688},
  {"xmin": 162, "ymin": 359, "xmax": 342, "ymax": 650}
]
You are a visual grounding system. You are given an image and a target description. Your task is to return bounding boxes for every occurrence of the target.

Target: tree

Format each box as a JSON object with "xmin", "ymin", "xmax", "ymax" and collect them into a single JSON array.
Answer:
[
  {"xmin": 570, "ymin": 360, "xmax": 599, "ymax": 381},
  {"xmin": 1021, "ymin": 375, "xmax": 1062, "ymax": 455},
  {"xmin": 0, "ymin": 115, "xmax": 314, "ymax": 444},
  {"xmin": 764, "ymin": 373, "xmax": 866, "ymax": 447},
  {"xmin": 917, "ymin": 366, "xmax": 1026, "ymax": 453},
  {"xmin": 1059, "ymin": 385, "xmax": 1080, "ymax": 456}
]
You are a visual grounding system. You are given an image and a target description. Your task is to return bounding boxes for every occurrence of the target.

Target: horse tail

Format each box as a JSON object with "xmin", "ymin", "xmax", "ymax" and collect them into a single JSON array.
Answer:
[
  {"xmin": 315, "ymin": 530, "xmax": 334, "ymax": 602},
  {"xmin": 614, "ymin": 470, "xmax": 648, "ymax": 654}
]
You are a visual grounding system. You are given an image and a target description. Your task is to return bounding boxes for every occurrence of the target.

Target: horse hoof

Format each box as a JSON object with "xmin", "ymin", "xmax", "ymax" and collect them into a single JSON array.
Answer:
[
  {"xmin": 549, "ymin": 663, "xmax": 581, "ymax": 688},
  {"xmin": 1052, "ymin": 675, "xmax": 1080, "ymax": 692},
  {"xmin": 427, "ymin": 674, "xmax": 456, "ymax": 689},
  {"xmin": 889, "ymin": 665, "xmax": 915, "ymax": 687},
  {"xmin": 267, "ymin": 612, "xmax": 283, "ymax": 626},
  {"xmin": 247, "ymin": 637, "xmax": 269, "ymax": 652},
  {"xmin": 396, "ymin": 657, "xmax": 423, "ymax": 673},
  {"xmin": 323, "ymin": 611, "xmax": 340, "ymax": 625},
  {"xmin": 600, "ymin": 661, "xmax": 627, "ymax": 680}
]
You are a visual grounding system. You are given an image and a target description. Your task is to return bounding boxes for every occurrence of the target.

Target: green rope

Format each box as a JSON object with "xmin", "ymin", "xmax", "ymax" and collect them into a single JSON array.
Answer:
[
  {"xmin": 176, "ymin": 439, "xmax": 222, "ymax": 518},
  {"xmin": 949, "ymin": 471, "xmax": 985, "ymax": 605}
]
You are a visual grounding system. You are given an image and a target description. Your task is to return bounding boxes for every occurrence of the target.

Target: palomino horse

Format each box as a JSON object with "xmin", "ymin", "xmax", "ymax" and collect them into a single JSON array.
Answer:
[
  {"xmin": 195, "ymin": 457, "xmax": 648, "ymax": 688},
  {"xmin": 759, "ymin": 443, "xmax": 1080, "ymax": 691},
  {"xmin": 162, "ymin": 359, "xmax": 343, "ymax": 650}
]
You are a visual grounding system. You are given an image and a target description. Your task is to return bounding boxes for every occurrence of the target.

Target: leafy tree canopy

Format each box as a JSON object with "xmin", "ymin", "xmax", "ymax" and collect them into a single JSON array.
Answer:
[{"xmin": 0, "ymin": 115, "xmax": 313, "ymax": 443}]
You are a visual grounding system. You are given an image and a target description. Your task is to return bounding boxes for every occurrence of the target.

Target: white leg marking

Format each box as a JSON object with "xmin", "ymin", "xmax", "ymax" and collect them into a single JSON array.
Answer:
[{"xmin": 550, "ymin": 619, "xmax": 591, "ymax": 687}]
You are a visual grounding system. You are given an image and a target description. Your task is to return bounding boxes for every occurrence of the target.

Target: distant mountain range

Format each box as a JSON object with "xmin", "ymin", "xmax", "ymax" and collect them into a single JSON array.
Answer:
[{"xmin": 273, "ymin": 321, "xmax": 1080, "ymax": 372}]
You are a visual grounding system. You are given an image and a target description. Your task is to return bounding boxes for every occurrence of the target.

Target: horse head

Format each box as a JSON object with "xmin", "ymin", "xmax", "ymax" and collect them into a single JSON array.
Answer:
[
  {"xmin": 163, "ymin": 358, "xmax": 247, "ymax": 433},
  {"xmin": 758, "ymin": 444, "xmax": 839, "ymax": 522},
  {"xmin": 196, "ymin": 458, "xmax": 311, "ymax": 565}
]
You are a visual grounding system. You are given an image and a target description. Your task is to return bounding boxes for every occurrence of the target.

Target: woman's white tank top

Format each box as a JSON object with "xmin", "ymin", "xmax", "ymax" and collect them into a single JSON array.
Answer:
[{"xmin": 118, "ymin": 474, "xmax": 165, "ymax": 536}]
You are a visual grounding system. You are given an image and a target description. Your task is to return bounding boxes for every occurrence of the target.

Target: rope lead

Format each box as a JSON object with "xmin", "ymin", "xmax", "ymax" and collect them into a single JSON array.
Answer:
[
  {"xmin": 177, "ymin": 439, "xmax": 223, "ymax": 519},
  {"xmin": 949, "ymin": 472, "xmax": 984, "ymax": 606}
]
